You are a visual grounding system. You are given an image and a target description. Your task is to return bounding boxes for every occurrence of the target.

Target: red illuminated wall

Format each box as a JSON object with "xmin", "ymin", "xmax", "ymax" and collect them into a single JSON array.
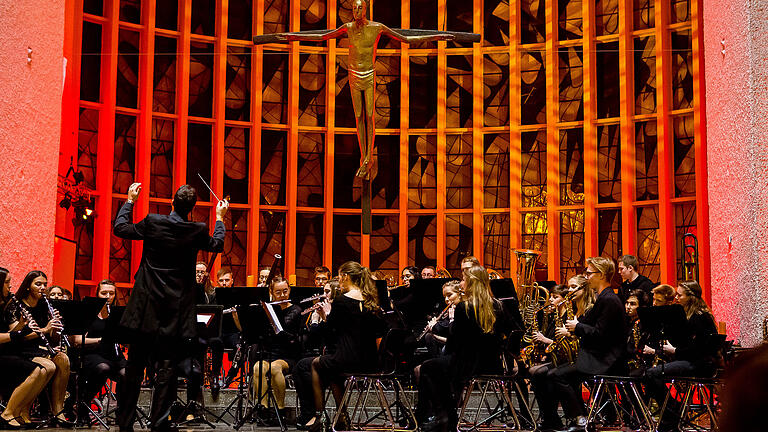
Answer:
[
  {"xmin": 0, "ymin": 2, "xmax": 66, "ymax": 280},
  {"xmin": 704, "ymin": 0, "xmax": 768, "ymax": 347}
]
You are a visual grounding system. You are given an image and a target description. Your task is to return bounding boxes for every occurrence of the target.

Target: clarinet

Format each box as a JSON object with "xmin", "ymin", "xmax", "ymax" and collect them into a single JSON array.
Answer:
[
  {"xmin": 9, "ymin": 296, "xmax": 57, "ymax": 356},
  {"xmin": 41, "ymin": 295, "xmax": 69, "ymax": 351},
  {"xmin": 106, "ymin": 304, "xmax": 119, "ymax": 357}
]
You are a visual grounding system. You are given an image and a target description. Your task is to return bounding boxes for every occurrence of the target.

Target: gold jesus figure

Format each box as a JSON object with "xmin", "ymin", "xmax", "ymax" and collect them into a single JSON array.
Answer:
[{"xmin": 272, "ymin": 0, "xmax": 454, "ymax": 179}]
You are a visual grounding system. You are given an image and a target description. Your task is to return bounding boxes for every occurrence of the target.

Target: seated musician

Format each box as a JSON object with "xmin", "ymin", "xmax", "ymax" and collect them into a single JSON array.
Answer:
[
  {"xmin": 313, "ymin": 266, "xmax": 331, "ymax": 288},
  {"xmin": 642, "ymin": 280, "xmax": 721, "ymax": 432},
  {"xmin": 617, "ymin": 255, "xmax": 656, "ymax": 302},
  {"xmin": 651, "ymin": 283, "xmax": 676, "ymax": 306},
  {"xmin": 252, "ymin": 277, "xmax": 302, "ymax": 425},
  {"xmin": 624, "ymin": 289, "xmax": 651, "ymax": 376},
  {"xmin": 10, "ymin": 270, "xmax": 72, "ymax": 426},
  {"xmin": 71, "ymin": 280, "xmax": 126, "ymax": 420},
  {"xmin": 543, "ymin": 257, "xmax": 625, "ymax": 432},
  {"xmin": 195, "ymin": 261, "xmax": 215, "ymax": 304},
  {"xmin": 298, "ymin": 262, "xmax": 386, "ymax": 432},
  {"xmin": 0, "ymin": 267, "xmax": 52, "ymax": 428},
  {"xmin": 294, "ymin": 279, "xmax": 342, "ymax": 428},
  {"xmin": 257, "ymin": 267, "xmax": 270, "ymax": 287},
  {"xmin": 48, "ymin": 285, "xmax": 72, "ymax": 301},
  {"xmin": 216, "ymin": 267, "xmax": 242, "ymax": 386},
  {"xmin": 528, "ymin": 284, "xmax": 571, "ymax": 431},
  {"xmin": 421, "ymin": 266, "xmax": 436, "ymax": 279},
  {"xmin": 421, "ymin": 280, "xmax": 463, "ymax": 357},
  {"xmin": 416, "ymin": 265, "xmax": 509, "ymax": 432},
  {"xmin": 401, "ymin": 266, "xmax": 420, "ymax": 287}
]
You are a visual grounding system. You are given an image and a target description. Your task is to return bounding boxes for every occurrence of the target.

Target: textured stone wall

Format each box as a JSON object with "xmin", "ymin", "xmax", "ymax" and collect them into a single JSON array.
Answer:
[
  {"xmin": 0, "ymin": 2, "xmax": 65, "ymax": 279},
  {"xmin": 704, "ymin": 0, "xmax": 768, "ymax": 347}
]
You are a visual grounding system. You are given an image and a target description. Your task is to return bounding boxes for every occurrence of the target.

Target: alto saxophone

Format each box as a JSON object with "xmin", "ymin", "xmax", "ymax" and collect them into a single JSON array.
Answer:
[
  {"xmin": 545, "ymin": 290, "xmax": 579, "ymax": 366},
  {"xmin": 627, "ymin": 320, "xmax": 643, "ymax": 370}
]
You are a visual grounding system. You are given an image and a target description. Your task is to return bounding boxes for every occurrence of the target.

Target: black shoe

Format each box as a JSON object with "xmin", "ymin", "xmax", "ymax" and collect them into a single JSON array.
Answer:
[
  {"xmin": 210, "ymin": 380, "xmax": 220, "ymax": 400},
  {"xmin": 558, "ymin": 416, "xmax": 587, "ymax": 432},
  {"xmin": 305, "ymin": 416, "xmax": 323, "ymax": 432},
  {"xmin": 0, "ymin": 417, "xmax": 23, "ymax": 430},
  {"xmin": 537, "ymin": 418, "xmax": 564, "ymax": 432}
]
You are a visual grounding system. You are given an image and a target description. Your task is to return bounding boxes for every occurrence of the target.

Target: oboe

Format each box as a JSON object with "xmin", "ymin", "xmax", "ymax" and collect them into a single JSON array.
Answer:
[
  {"xmin": 41, "ymin": 294, "xmax": 69, "ymax": 350},
  {"xmin": 9, "ymin": 296, "xmax": 57, "ymax": 356}
]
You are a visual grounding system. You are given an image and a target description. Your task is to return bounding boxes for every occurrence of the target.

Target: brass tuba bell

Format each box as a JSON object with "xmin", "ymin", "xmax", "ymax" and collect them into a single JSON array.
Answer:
[{"xmin": 514, "ymin": 249, "xmax": 549, "ymax": 346}]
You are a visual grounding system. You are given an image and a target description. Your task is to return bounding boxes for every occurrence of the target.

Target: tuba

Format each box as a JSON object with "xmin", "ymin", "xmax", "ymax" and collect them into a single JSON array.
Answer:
[{"xmin": 515, "ymin": 249, "xmax": 550, "ymax": 366}]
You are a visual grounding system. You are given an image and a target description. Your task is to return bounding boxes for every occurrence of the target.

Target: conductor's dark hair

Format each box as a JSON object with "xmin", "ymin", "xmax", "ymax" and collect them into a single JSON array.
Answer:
[{"xmin": 173, "ymin": 185, "xmax": 197, "ymax": 217}]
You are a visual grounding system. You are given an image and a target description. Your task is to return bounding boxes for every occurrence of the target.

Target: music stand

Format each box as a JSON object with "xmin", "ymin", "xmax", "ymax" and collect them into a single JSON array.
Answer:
[
  {"xmin": 637, "ymin": 305, "xmax": 687, "ymax": 373},
  {"xmin": 215, "ymin": 286, "xmax": 270, "ymax": 308},
  {"xmin": 52, "ymin": 297, "xmax": 108, "ymax": 428},
  {"xmin": 490, "ymin": 279, "xmax": 525, "ymax": 332},
  {"xmin": 170, "ymin": 305, "xmax": 223, "ymax": 428},
  {"xmin": 232, "ymin": 303, "xmax": 286, "ymax": 431}
]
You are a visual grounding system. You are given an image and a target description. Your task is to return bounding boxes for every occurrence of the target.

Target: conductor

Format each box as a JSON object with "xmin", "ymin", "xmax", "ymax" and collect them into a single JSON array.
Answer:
[{"xmin": 113, "ymin": 182, "xmax": 228, "ymax": 432}]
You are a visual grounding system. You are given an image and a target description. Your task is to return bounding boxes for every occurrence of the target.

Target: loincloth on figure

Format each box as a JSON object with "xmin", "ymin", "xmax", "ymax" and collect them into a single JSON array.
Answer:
[{"xmin": 348, "ymin": 68, "xmax": 375, "ymax": 91}]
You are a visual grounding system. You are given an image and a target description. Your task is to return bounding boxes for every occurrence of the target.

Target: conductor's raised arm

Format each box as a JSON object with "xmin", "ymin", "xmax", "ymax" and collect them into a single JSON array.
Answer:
[{"xmin": 113, "ymin": 182, "xmax": 146, "ymax": 240}]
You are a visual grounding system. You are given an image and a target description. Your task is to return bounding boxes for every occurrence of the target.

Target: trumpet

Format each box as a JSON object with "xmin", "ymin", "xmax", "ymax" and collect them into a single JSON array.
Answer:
[{"xmin": 8, "ymin": 296, "xmax": 57, "ymax": 356}]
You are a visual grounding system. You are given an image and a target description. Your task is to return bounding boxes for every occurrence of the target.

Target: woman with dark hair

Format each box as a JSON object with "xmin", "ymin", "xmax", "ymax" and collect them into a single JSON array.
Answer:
[
  {"xmin": 11, "ymin": 270, "xmax": 72, "ymax": 425},
  {"xmin": 299, "ymin": 261, "xmax": 386, "ymax": 432},
  {"xmin": 643, "ymin": 280, "xmax": 720, "ymax": 432},
  {"xmin": 0, "ymin": 267, "xmax": 53, "ymax": 428},
  {"xmin": 401, "ymin": 266, "xmax": 421, "ymax": 287},
  {"xmin": 71, "ymin": 280, "xmax": 126, "ymax": 420},
  {"xmin": 416, "ymin": 265, "xmax": 507, "ymax": 432},
  {"xmin": 625, "ymin": 288, "xmax": 652, "ymax": 375}
]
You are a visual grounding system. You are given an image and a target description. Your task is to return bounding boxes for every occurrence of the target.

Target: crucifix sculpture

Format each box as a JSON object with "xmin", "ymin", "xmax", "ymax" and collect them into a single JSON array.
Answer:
[{"xmin": 254, "ymin": 0, "xmax": 480, "ymax": 234}]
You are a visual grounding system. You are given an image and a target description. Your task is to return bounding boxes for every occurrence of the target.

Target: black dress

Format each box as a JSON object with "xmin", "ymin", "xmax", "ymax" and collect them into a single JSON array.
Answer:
[
  {"xmin": 0, "ymin": 301, "xmax": 39, "ymax": 399},
  {"xmin": 314, "ymin": 294, "xmax": 386, "ymax": 381},
  {"xmin": 262, "ymin": 304, "xmax": 303, "ymax": 369}
]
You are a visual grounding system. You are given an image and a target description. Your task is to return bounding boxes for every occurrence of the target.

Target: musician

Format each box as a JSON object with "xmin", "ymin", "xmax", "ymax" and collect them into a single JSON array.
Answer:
[
  {"xmin": 624, "ymin": 289, "xmax": 651, "ymax": 376},
  {"xmin": 544, "ymin": 257, "xmax": 625, "ymax": 432},
  {"xmin": 251, "ymin": 277, "xmax": 302, "ymax": 425},
  {"xmin": 643, "ymin": 281, "xmax": 720, "ymax": 432},
  {"xmin": 12, "ymin": 270, "xmax": 71, "ymax": 426},
  {"xmin": 295, "ymin": 279, "xmax": 342, "ymax": 428},
  {"xmin": 401, "ymin": 266, "xmax": 420, "ymax": 287},
  {"xmin": 48, "ymin": 285, "xmax": 72, "ymax": 301},
  {"xmin": 298, "ymin": 262, "xmax": 385, "ymax": 432},
  {"xmin": 195, "ymin": 261, "xmax": 215, "ymax": 304},
  {"xmin": 416, "ymin": 265, "xmax": 508, "ymax": 432},
  {"xmin": 217, "ymin": 268, "xmax": 234, "ymax": 288},
  {"xmin": 113, "ymin": 182, "xmax": 227, "ymax": 432},
  {"xmin": 651, "ymin": 284, "xmax": 676, "ymax": 306},
  {"xmin": 617, "ymin": 255, "xmax": 655, "ymax": 303},
  {"xmin": 72, "ymin": 280, "xmax": 126, "ymax": 419},
  {"xmin": 313, "ymin": 266, "xmax": 331, "ymax": 288},
  {"xmin": 460, "ymin": 256, "xmax": 481, "ymax": 274},
  {"xmin": 567, "ymin": 275, "xmax": 594, "ymax": 318},
  {"xmin": 0, "ymin": 267, "xmax": 52, "ymax": 428},
  {"xmin": 528, "ymin": 284, "xmax": 572, "ymax": 431},
  {"xmin": 421, "ymin": 280, "xmax": 462, "ymax": 357},
  {"xmin": 421, "ymin": 266, "xmax": 436, "ymax": 279},
  {"xmin": 257, "ymin": 267, "xmax": 270, "ymax": 287}
]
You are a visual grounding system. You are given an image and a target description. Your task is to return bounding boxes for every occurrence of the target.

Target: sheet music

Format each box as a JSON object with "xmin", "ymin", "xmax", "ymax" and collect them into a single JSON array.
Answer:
[{"xmin": 262, "ymin": 302, "xmax": 284, "ymax": 334}]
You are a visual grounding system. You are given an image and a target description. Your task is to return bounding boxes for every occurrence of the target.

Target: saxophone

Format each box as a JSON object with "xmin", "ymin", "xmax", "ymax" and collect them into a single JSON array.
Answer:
[
  {"xmin": 627, "ymin": 320, "xmax": 643, "ymax": 370},
  {"xmin": 544, "ymin": 289, "xmax": 579, "ymax": 366}
]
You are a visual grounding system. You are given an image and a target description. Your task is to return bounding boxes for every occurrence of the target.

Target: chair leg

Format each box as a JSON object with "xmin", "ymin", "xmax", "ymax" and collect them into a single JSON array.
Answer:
[{"xmin": 586, "ymin": 378, "xmax": 605, "ymax": 425}]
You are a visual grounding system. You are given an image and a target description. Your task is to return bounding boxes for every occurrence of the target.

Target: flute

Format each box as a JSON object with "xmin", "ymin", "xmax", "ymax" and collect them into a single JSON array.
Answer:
[{"xmin": 416, "ymin": 304, "xmax": 452, "ymax": 341}]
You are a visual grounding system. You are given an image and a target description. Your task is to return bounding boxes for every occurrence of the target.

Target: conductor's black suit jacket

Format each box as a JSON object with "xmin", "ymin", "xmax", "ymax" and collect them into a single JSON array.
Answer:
[
  {"xmin": 573, "ymin": 287, "xmax": 626, "ymax": 375},
  {"xmin": 113, "ymin": 201, "xmax": 225, "ymax": 340}
]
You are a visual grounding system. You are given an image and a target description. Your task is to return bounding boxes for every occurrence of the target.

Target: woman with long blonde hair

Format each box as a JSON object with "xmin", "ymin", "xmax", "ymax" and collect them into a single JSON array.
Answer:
[
  {"xmin": 416, "ymin": 265, "xmax": 507, "ymax": 432},
  {"xmin": 298, "ymin": 261, "xmax": 386, "ymax": 431}
]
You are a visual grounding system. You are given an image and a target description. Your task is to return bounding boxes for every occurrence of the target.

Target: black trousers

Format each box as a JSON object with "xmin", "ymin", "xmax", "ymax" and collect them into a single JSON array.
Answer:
[
  {"xmin": 116, "ymin": 337, "xmax": 183, "ymax": 431},
  {"xmin": 292, "ymin": 356, "xmax": 315, "ymax": 422},
  {"xmin": 545, "ymin": 364, "xmax": 589, "ymax": 419},
  {"xmin": 416, "ymin": 356, "xmax": 457, "ymax": 423}
]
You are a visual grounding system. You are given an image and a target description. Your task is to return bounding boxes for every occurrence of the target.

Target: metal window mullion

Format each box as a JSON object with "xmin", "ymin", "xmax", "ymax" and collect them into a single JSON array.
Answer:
[
  {"xmin": 654, "ymin": 0, "xmax": 676, "ymax": 283},
  {"xmin": 399, "ymin": 0, "xmax": 410, "ymax": 270},
  {"xmin": 93, "ymin": 0, "xmax": 121, "ymax": 286},
  {"xmin": 690, "ymin": 0, "xmax": 710, "ymax": 299},
  {"xmin": 509, "ymin": 0, "xmax": 522, "ymax": 267},
  {"xmin": 436, "ymin": 0, "xmax": 447, "ymax": 268},
  {"xmin": 174, "ymin": 0, "xmax": 192, "ymax": 193},
  {"xmin": 132, "ymin": 0, "xmax": 157, "ymax": 276},
  {"xmin": 248, "ymin": 0, "xmax": 265, "ymax": 275},
  {"xmin": 582, "ymin": 0, "xmax": 598, "ymax": 258},
  {"xmin": 471, "ymin": 0, "xmax": 484, "ymax": 263},
  {"xmin": 544, "ymin": 0, "xmax": 560, "ymax": 280},
  {"xmin": 323, "ymin": 0, "xmax": 337, "ymax": 269},
  {"xmin": 286, "ymin": 0, "xmax": 301, "ymax": 276},
  {"xmin": 618, "ymin": 0, "xmax": 637, "ymax": 257}
]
